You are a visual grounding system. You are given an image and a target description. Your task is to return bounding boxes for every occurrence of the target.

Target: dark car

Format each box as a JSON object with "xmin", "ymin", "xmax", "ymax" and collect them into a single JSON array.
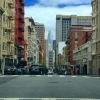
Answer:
[
  {"xmin": 17, "ymin": 66, "xmax": 29, "ymax": 75},
  {"xmin": 29, "ymin": 65, "xmax": 41, "ymax": 75},
  {"xmin": 4, "ymin": 66, "xmax": 18, "ymax": 75}
]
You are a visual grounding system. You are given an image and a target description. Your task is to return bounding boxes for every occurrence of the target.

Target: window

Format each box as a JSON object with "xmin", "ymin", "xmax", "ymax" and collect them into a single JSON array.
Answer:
[
  {"xmin": 5, "ymin": 43, "xmax": 7, "ymax": 50},
  {"xmin": 0, "ymin": 11, "xmax": 2, "ymax": 26},
  {"xmin": 2, "ymin": 43, "xmax": 5, "ymax": 50},
  {"xmin": 3, "ymin": 0, "xmax": 6, "ymax": 8},
  {"xmin": 3, "ymin": 29, "xmax": 7, "ymax": 36},
  {"xmin": 3, "ymin": 14, "xmax": 5, "ymax": 22}
]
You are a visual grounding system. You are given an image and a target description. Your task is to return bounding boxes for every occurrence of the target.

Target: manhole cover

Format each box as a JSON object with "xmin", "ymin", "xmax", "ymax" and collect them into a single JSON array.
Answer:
[
  {"xmin": 67, "ymin": 81, "xmax": 71, "ymax": 82},
  {"xmin": 49, "ymin": 82, "xmax": 58, "ymax": 83}
]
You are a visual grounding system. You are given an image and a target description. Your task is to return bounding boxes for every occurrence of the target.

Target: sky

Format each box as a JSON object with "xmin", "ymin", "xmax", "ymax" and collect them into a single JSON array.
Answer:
[{"xmin": 25, "ymin": 0, "xmax": 92, "ymax": 53}]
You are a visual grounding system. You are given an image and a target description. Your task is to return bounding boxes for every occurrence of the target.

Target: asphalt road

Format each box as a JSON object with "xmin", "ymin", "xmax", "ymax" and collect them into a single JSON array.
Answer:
[{"xmin": 0, "ymin": 75, "xmax": 100, "ymax": 100}]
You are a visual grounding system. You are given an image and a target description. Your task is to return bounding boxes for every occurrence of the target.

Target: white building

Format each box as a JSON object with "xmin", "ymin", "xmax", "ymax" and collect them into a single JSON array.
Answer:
[
  {"xmin": 56, "ymin": 15, "xmax": 92, "ymax": 66},
  {"xmin": 73, "ymin": 41, "xmax": 92, "ymax": 74},
  {"xmin": 49, "ymin": 50, "xmax": 55, "ymax": 68}
]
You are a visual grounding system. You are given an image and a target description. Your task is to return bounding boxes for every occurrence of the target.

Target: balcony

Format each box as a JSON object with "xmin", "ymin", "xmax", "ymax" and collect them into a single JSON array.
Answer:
[
  {"xmin": 7, "ymin": 11, "xmax": 14, "ymax": 20},
  {"xmin": 7, "ymin": 52, "xmax": 13, "ymax": 56},
  {"xmin": 21, "ymin": 2, "xmax": 24, "ymax": 6},
  {"xmin": 18, "ymin": 17, "xmax": 24, "ymax": 23},
  {"xmin": 19, "ymin": 7, "xmax": 24, "ymax": 15},
  {"xmin": 7, "ymin": 38, "xmax": 13, "ymax": 44},
  {"xmin": 8, "ymin": 0, "xmax": 14, "ymax": 8},
  {"xmin": 18, "ymin": 27, "xmax": 24, "ymax": 32},
  {"xmin": 7, "ymin": 24, "xmax": 14, "ymax": 32},
  {"xmin": 18, "ymin": 35, "xmax": 24, "ymax": 40},
  {"xmin": 18, "ymin": 45, "xmax": 24, "ymax": 49},
  {"xmin": 7, "ymin": 36, "xmax": 14, "ymax": 44},
  {"xmin": 19, "ymin": 0, "xmax": 23, "ymax": 2}
]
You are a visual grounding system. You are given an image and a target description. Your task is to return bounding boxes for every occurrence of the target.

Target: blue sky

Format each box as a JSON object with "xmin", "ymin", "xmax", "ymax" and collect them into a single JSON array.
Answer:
[{"xmin": 25, "ymin": 0, "xmax": 92, "ymax": 53}]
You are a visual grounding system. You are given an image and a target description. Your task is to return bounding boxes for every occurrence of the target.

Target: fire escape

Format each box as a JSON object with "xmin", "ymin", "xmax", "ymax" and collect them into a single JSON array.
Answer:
[{"xmin": 17, "ymin": 0, "xmax": 24, "ymax": 59}]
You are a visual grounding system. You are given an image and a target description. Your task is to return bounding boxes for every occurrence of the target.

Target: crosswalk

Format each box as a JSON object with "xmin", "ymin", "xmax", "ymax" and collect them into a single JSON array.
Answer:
[
  {"xmin": 0, "ymin": 75, "xmax": 100, "ymax": 78},
  {"xmin": 0, "ymin": 98, "xmax": 99, "ymax": 100}
]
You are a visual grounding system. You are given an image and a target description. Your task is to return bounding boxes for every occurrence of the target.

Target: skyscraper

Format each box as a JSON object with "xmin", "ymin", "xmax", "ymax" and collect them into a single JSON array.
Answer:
[{"xmin": 48, "ymin": 30, "xmax": 54, "ymax": 50}]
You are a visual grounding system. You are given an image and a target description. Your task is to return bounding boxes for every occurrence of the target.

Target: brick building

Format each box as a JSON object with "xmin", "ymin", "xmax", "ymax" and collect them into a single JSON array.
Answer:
[
  {"xmin": 39, "ymin": 45, "xmax": 43, "ymax": 64},
  {"xmin": 66, "ymin": 25, "xmax": 92, "ymax": 65},
  {"xmin": 14, "ymin": 0, "xmax": 25, "ymax": 64}
]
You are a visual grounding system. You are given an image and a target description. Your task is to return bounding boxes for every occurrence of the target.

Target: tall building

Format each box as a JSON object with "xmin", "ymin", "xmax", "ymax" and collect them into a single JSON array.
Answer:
[
  {"xmin": 91, "ymin": 0, "xmax": 100, "ymax": 75},
  {"xmin": 49, "ymin": 50, "xmax": 55, "ymax": 68},
  {"xmin": 35, "ymin": 22, "xmax": 45, "ymax": 64},
  {"xmin": 66, "ymin": 25, "xmax": 92, "ymax": 65},
  {"xmin": 48, "ymin": 30, "xmax": 53, "ymax": 50},
  {"xmin": 45, "ymin": 40, "xmax": 49, "ymax": 68},
  {"xmin": 53, "ymin": 40, "xmax": 56, "ymax": 51},
  {"xmin": 56, "ymin": 15, "xmax": 92, "ymax": 66},
  {"xmin": 14, "ymin": 0, "xmax": 25, "ymax": 64},
  {"xmin": 0, "ymin": 0, "xmax": 15, "ymax": 74}
]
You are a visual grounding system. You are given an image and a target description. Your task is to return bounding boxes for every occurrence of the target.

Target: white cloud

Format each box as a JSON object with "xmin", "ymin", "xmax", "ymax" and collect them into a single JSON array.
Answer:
[{"xmin": 25, "ymin": 4, "xmax": 92, "ymax": 39}]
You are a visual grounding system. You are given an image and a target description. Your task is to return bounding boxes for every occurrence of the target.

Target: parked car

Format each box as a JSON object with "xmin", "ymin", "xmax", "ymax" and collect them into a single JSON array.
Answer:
[
  {"xmin": 48, "ymin": 70, "xmax": 53, "ymax": 75},
  {"xmin": 17, "ymin": 66, "xmax": 29, "ymax": 75},
  {"xmin": 4, "ymin": 66, "xmax": 18, "ymax": 75},
  {"xmin": 29, "ymin": 65, "xmax": 41, "ymax": 75}
]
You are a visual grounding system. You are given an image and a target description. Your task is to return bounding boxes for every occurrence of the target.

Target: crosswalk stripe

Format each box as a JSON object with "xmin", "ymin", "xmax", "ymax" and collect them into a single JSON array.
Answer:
[
  {"xmin": 71, "ymin": 76, "xmax": 77, "ymax": 77},
  {"xmin": 36, "ymin": 75, "xmax": 41, "ymax": 76},
  {"xmin": 82, "ymin": 76, "xmax": 89, "ymax": 78},
  {"xmin": 59, "ymin": 75, "xmax": 65, "ymax": 77},
  {"xmin": 48, "ymin": 75, "xmax": 53, "ymax": 77},
  {"xmin": 0, "ymin": 98, "xmax": 99, "ymax": 100}
]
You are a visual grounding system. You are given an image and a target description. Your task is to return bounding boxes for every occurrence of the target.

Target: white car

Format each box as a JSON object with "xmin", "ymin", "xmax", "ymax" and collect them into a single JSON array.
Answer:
[{"xmin": 48, "ymin": 70, "xmax": 53, "ymax": 75}]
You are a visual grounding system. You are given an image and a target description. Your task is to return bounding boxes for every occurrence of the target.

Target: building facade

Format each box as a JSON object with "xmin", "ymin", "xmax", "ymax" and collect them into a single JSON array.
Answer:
[
  {"xmin": 0, "ymin": 0, "xmax": 15, "ymax": 74},
  {"xmin": 62, "ymin": 46, "xmax": 68, "ymax": 66},
  {"xmin": 56, "ymin": 15, "xmax": 92, "ymax": 66},
  {"xmin": 53, "ymin": 40, "xmax": 56, "ymax": 51},
  {"xmin": 48, "ymin": 30, "xmax": 53, "ymax": 50},
  {"xmin": 35, "ymin": 22, "xmax": 45, "ymax": 64},
  {"xmin": 49, "ymin": 50, "xmax": 55, "ymax": 68},
  {"xmin": 45, "ymin": 40, "xmax": 49, "ymax": 68},
  {"xmin": 14, "ymin": 0, "xmax": 25, "ymax": 64},
  {"xmin": 66, "ymin": 25, "xmax": 92, "ymax": 65},
  {"xmin": 91, "ymin": 0, "xmax": 100, "ymax": 75},
  {"xmin": 25, "ymin": 17, "xmax": 36, "ymax": 65},
  {"xmin": 73, "ymin": 41, "xmax": 92, "ymax": 75}
]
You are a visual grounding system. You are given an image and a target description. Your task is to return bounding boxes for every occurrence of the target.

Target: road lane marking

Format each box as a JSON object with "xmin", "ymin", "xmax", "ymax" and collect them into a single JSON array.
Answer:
[{"xmin": 59, "ymin": 75, "xmax": 65, "ymax": 77}]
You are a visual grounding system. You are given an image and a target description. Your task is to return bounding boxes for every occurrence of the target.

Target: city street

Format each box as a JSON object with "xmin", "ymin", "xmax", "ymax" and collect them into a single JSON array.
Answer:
[{"xmin": 0, "ymin": 75, "xmax": 100, "ymax": 100}]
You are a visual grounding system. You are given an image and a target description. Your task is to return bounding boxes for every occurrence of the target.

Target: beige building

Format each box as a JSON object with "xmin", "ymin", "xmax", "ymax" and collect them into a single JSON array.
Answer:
[
  {"xmin": 58, "ymin": 53, "xmax": 64, "ymax": 66},
  {"xmin": 62, "ymin": 46, "xmax": 69, "ymax": 66},
  {"xmin": 73, "ymin": 41, "xmax": 92, "ymax": 74},
  {"xmin": 25, "ymin": 17, "xmax": 39, "ymax": 65},
  {"xmin": 91, "ymin": 0, "xmax": 100, "ymax": 74},
  {"xmin": 0, "ymin": 0, "xmax": 15, "ymax": 74}
]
